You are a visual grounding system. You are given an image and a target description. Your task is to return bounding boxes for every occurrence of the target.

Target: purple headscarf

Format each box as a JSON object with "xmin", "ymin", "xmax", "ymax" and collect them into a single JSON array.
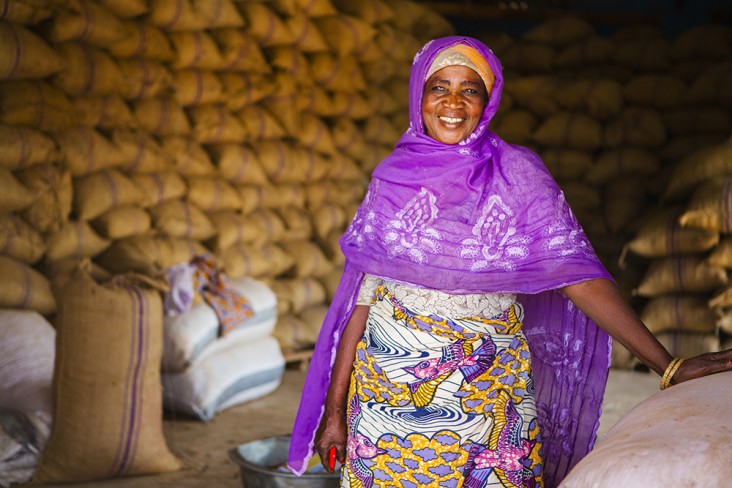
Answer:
[{"xmin": 288, "ymin": 36, "xmax": 612, "ymax": 487}]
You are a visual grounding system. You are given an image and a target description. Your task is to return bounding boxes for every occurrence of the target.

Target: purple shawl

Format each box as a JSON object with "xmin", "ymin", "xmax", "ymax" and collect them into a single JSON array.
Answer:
[{"xmin": 288, "ymin": 36, "xmax": 612, "ymax": 487}]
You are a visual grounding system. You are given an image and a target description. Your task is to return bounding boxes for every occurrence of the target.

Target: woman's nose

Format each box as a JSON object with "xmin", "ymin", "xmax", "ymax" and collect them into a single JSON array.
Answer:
[{"xmin": 445, "ymin": 91, "xmax": 462, "ymax": 106}]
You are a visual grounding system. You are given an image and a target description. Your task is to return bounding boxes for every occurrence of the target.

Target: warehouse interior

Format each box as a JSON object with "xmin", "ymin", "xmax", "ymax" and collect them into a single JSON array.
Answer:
[{"xmin": 1, "ymin": 0, "xmax": 730, "ymax": 486}]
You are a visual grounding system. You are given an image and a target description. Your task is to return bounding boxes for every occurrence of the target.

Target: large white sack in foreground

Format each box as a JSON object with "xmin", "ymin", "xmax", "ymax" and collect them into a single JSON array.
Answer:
[{"xmin": 560, "ymin": 371, "xmax": 732, "ymax": 487}]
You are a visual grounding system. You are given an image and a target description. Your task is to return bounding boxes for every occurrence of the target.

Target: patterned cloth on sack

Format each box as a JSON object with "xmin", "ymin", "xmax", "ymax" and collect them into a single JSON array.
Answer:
[
  {"xmin": 190, "ymin": 255, "xmax": 254, "ymax": 336},
  {"xmin": 288, "ymin": 36, "xmax": 613, "ymax": 488}
]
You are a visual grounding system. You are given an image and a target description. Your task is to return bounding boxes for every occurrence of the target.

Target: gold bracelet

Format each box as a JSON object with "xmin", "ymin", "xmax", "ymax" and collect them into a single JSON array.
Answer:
[{"xmin": 660, "ymin": 358, "xmax": 684, "ymax": 390}]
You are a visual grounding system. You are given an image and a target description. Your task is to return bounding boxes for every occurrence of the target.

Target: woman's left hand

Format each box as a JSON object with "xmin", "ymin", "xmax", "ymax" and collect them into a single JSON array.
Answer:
[{"xmin": 670, "ymin": 349, "xmax": 732, "ymax": 386}]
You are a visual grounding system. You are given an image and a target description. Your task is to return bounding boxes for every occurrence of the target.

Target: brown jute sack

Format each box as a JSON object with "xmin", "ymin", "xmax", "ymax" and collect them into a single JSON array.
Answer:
[
  {"xmin": 172, "ymin": 70, "xmax": 223, "ymax": 107},
  {"xmin": 603, "ymin": 177, "xmax": 647, "ymax": 235},
  {"xmin": 656, "ymin": 331, "xmax": 721, "ymax": 359},
  {"xmin": 312, "ymin": 204, "xmax": 346, "ymax": 240},
  {"xmin": 362, "ymin": 115, "xmax": 403, "ymax": 145},
  {"xmin": 160, "ymin": 137, "xmax": 216, "ymax": 176},
  {"xmin": 293, "ymin": 0, "xmax": 336, "ymax": 17},
  {"xmin": 634, "ymin": 256, "xmax": 728, "ymax": 297},
  {"xmin": 188, "ymin": 105, "xmax": 247, "ymax": 144},
  {"xmin": 321, "ymin": 228, "xmax": 345, "ymax": 266},
  {"xmin": 117, "ymin": 59, "xmax": 174, "ymax": 101},
  {"xmin": 272, "ymin": 313, "xmax": 311, "ymax": 351},
  {"xmin": 112, "ymin": 130, "xmax": 172, "ymax": 175},
  {"xmin": 0, "ymin": 166, "xmax": 35, "ymax": 213},
  {"xmin": 264, "ymin": 45, "xmax": 312, "ymax": 79},
  {"xmin": 0, "ymin": 254, "xmax": 55, "ymax": 315},
  {"xmin": 221, "ymin": 242, "xmax": 294, "ymax": 279},
  {"xmin": 663, "ymin": 107, "xmax": 731, "ymax": 137},
  {"xmin": 149, "ymin": 199, "xmax": 214, "ymax": 240},
  {"xmin": 278, "ymin": 206, "xmax": 313, "ymax": 241},
  {"xmin": 169, "ymin": 31, "xmax": 225, "ymax": 70},
  {"xmin": 706, "ymin": 237, "xmax": 732, "ymax": 269},
  {"xmin": 219, "ymin": 72, "xmax": 276, "ymax": 111},
  {"xmin": 309, "ymin": 53, "xmax": 366, "ymax": 91},
  {"xmin": 296, "ymin": 304, "xmax": 329, "ymax": 345},
  {"xmin": 0, "ymin": 0, "xmax": 54, "ymax": 25},
  {"xmin": 639, "ymin": 295, "xmax": 718, "ymax": 335},
  {"xmin": 206, "ymin": 210, "xmax": 264, "ymax": 253},
  {"xmin": 75, "ymin": 96, "xmax": 138, "ymax": 130},
  {"xmin": 286, "ymin": 11, "xmax": 329, "ymax": 53},
  {"xmin": 53, "ymin": 127, "xmax": 126, "ymax": 177},
  {"xmin": 0, "ymin": 124, "xmax": 59, "ymax": 170},
  {"xmin": 209, "ymin": 143, "xmax": 268, "ymax": 186},
  {"xmin": 374, "ymin": 24, "xmax": 421, "ymax": 63},
  {"xmin": 91, "ymin": 206, "xmax": 151, "ymax": 240},
  {"xmin": 133, "ymin": 97, "xmax": 191, "ymax": 137},
  {"xmin": 326, "ymin": 154, "xmax": 363, "ymax": 182},
  {"xmin": 553, "ymin": 79, "xmax": 623, "ymax": 121},
  {"xmin": 330, "ymin": 117, "xmax": 368, "ymax": 161},
  {"xmin": 210, "ymin": 29, "xmax": 271, "ymax": 74},
  {"xmin": 186, "ymin": 177, "xmax": 241, "ymax": 212},
  {"xmin": 246, "ymin": 209, "xmax": 287, "ymax": 244},
  {"xmin": 150, "ymin": 0, "xmax": 243, "ymax": 31},
  {"xmin": 603, "ymin": 107, "xmax": 666, "ymax": 149},
  {"xmin": 131, "ymin": 172, "xmax": 187, "ymax": 208},
  {"xmin": 493, "ymin": 110, "xmax": 537, "ymax": 146},
  {"xmin": 0, "ymin": 22, "xmax": 63, "ymax": 80},
  {"xmin": 329, "ymin": 91, "xmax": 372, "ymax": 120},
  {"xmin": 661, "ymin": 135, "xmax": 729, "ymax": 171},
  {"xmin": 708, "ymin": 284, "xmax": 732, "ymax": 309},
  {"xmin": 623, "ymin": 74, "xmax": 686, "ymax": 109},
  {"xmin": 296, "ymin": 113, "xmax": 337, "ymax": 156},
  {"xmin": 613, "ymin": 38, "xmax": 671, "ymax": 72},
  {"xmin": 0, "ymin": 80, "xmax": 78, "ymax": 131},
  {"xmin": 559, "ymin": 181, "xmax": 601, "ymax": 209},
  {"xmin": 237, "ymin": 3, "xmax": 293, "ymax": 47},
  {"xmin": 0, "ymin": 213, "xmax": 45, "ymax": 264},
  {"xmin": 237, "ymin": 104, "xmax": 288, "ymax": 141},
  {"xmin": 671, "ymin": 25, "xmax": 732, "ymax": 61},
  {"xmin": 554, "ymin": 36, "xmax": 613, "ymax": 68},
  {"xmin": 534, "ymin": 112, "xmax": 603, "ymax": 150},
  {"xmin": 73, "ymin": 169, "xmax": 144, "ymax": 221},
  {"xmin": 522, "ymin": 15, "xmax": 594, "ymax": 46},
  {"xmin": 688, "ymin": 61, "xmax": 732, "ymax": 108},
  {"xmin": 108, "ymin": 20, "xmax": 174, "ymax": 61},
  {"xmin": 46, "ymin": 0, "xmax": 128, "ymax": 47},
  {"xmin": 46, "ymin": 220, "xmax": 110, "ymax": 262},
  {"xmin": 281, "ymin": 239, "xmax": 333, "ymax": 279},
  {"xmin": 98, "ymin": 0, "xmax": 148, "ymax": 18},
  {"xmin": 679, "ymin": 179, "xmax": 732, "ymax": 233},
  {"xmin": 16, "ymin": 164, "xmax": 72, "ymax": 234},
  {"xmin": 33, "ymin": 267, "xmax": 181, "ymax": 483},
  {"xmin": 586, "ymin": 148, "xmax": 660, "ymax": 185},
  {"xmin": 664, "ymin": 138, "xmax": 732, "ymax": 200},
  {"xmin": 296, "ymin": 84, "xmax": 335, "ymax": 116},
  {"xmin": 236, "ymin": 184, "xmax": 303, "ymax": 213},
  {"xmin": 96, "ymin": 236, "xmax": 207, "ymax": 275},
  {"xmin": 624, "ymin": 206, "xmax": 719, "ymax": 258},
  {"xmin": 312, "ymin": 13, "xmax": 375, "ymax": 57},
  {"xmin": 540, "ymin": 149, "xmax": 592, "ymax": 180},
  {"xmin": 51, "ymin": 42, "xmax": 125, "ymax": 97},
  {"xmin": 280, "ymin": 277, "xmax": 327, "ymax": 315}
]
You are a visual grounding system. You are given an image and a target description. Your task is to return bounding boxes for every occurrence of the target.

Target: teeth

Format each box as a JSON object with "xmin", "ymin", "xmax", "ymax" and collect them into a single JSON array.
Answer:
[{"xmin": 439, "ymin": 116, "xmax": 464, "ymax": 124}]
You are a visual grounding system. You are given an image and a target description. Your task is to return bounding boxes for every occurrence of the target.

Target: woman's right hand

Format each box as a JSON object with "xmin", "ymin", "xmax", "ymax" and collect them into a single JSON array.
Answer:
[{"xmin": 314, "ymin": 406, "xmax": 347, "ymax": 473}]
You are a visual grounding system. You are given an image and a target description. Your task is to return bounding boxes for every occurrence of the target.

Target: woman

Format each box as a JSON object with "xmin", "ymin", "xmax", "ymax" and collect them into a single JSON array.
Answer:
[{"xmin": 288, "ymin": 36, "xmax": 732, "ymax": 487}]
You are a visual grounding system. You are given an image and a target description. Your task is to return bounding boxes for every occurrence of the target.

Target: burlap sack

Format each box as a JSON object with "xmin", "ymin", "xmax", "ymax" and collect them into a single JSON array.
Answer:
[
  {"xmin": 264, "ymin": 45, "xmax": 312, "ymax": 80},
  {"xmin": 0, "ymin": 166, "xmax": 35, "ymax": 213},
  {"xmin": 186, "ymin": 176, "xmax": 241, "ymax": 212},
  {"xmin": 329, "ymin": 91, "xmax": 372, "ymax": 120},
  {"xmin": 221, "ymin": 242, "xmax": 294, "ymax": 279},
  {"xmin": 623, "ymin": 74, "xmax": 686, "ymax": 109},
  {"xmin": 330, "ymin": 117, "xmax": 368, "ymax": 161},
  {"xmin": 237, "ymin": 104, "xmax": 287, "ymax": 141},
  {"xmin": 172, "ymin": 70, "xmax": 223, "ymax": 107},
  {"xmin": 610, "ymin": 338, "xmax": 635, "ymax": 370},
  {"xmin": 96, "ymin": 236, "xmax": 207, "ymax": 275},
  {"xmin": 296, "ymin": 113, "xmax": 337, "ymax": 156},
  {"xmin": 312, "ymin": 13, "xmax": 375, "ymax": 57},
  {"xmin": 297, "ymin": 304, "xmax": 329, "ymax": 343},
  {"xmin": 326, "ymin": 154, "xmax": 363, "ymax": 182},
  {"xmin": 613, "ymin": 38, "xmax": 671, "ymax": 72},
  {"xmin": 46, "ymin": 220, "xmax": 110, "ymax": 262},
  {"xmin": 278, "ymin": 206, "xmax": 314, "ymax": 241},
  {"xmin": 207, "ymin": 210, "xmax": 264, "ymax": 252},
  {"xmin": 280, "ymin": 277, "xmax": 327, "ymax": 315},
  {"xmin": 305, "ymin": 181, "xmax": 339, "ymax": 210},
  {"xmin": 640, "ymin": 295, "xmax": 718, "ymax": 335},
  {"xmin": 54, "ymin": 128, "xmax": 127, "ymax": 177},
  {"xmin": 664, "ymin": 139, "xmax": 732, "ymax": 200},
  {"xmin": 493, "ymin": 110, "xmax": 537, "ymax": 146},
  {"xmin": 309, "ymin": 53, "xmax": 366, "ymax": 91},
  {"xmin": 51, "ymin": 42, "xmax": 125, "ymax": 97},
  {"xmin": 540, "ymin": 149, "xmax": 592, "ymax": 180},
  {"xmin": 117, "ymin": 59, "xmax": 174, "ymax": 101},
  {"xmin": 505, "ymin": 76, "xmax": 562, "ymax": 118},
  {"xmin": 237, "ymin": 2, "xmax": 293, "ymax": 47},
  {"xmin": 331, "ymin": 0, "xmax": 392, "ymax": 23},
  {"xmin": 256, "ymin": 140, "xmax": 323, "ymax": 184},
  {"xmin": 73, "ymin": 169, "xmax": 144, "ymax": 221},
  {"xmin": 91, "ymin": 206, "xmax": 151, "ymax": 240},
  {"xmin": 112, "ymin": 130, "xmax": 172, "ymax": 174},
  {"xmin": 662, "ymin": 136, "xmax": 729, "ymax": 173},
  {"xmin": 656, "ymin": 331, "xmax": 721, "ymax": 359},
  {"xmin": 131, "ymin": 171, "xmax": 187, "ymax": 208},
  {"xmin": 586, "ymin": 148, "xmax": 660, "ymax": 186},
  {"xmin": 247, "ymin": 209, "xmax": 287, "ymax": 244},
  {"xmin": 708, "ymin": 284, "xmax": 732, "ymax": 309},
  {"xmin": 0, "ymin": 80, "xmax": 78, "ymax": 130},
  {"xmin": 33, "ymin": 267, "xmax": 181, "ymax": 483},
  {"xmin": 280, "ymin": 239, "xmax": 333, "ymax": 279},
  {"xmin": 98, "ymin": 0, "xmax": 148, "ymax": 18},
  {"xmin": 624, "ymin": 206, "xmax": 720, "ymax": 259},
  {"xmin": 75, "ymin": 96, "xmax": 138, "ymax": 130},
  {"xmin": 296, "ymin": 83, "xmax": 334, "ymax": 116},
  {"xmin": 664, "ymin": 107, "xmax": 731, "ymax": 137},
  {"xmin": 614, "ymin": 24, "xmax": 664, "ymax": 42},
  {"xmin": 554, "ymin": 79, "xmax": 623, "ymax": 121},
  {"xmin": 321, "ymin": 228, "xmax": 346, "ymax": 265},
  {"xmin": 148, "ymin": 199, "xmax": 212, "ymax": 240},
  {"xmin": 261, "ymin": 72, "xmax": 300, "ymax": 135},
  {"xmin": 188, "ymin": 105, "xmax": 247, "ymax": 144},
  {"xmin": 46, "ymin": 0, "xmax": 128, "ymax": 47},
  {"xmin": 361, "ymin": 56, "xmax": 400, "ymax": 87},
  {"xmin": 0, "ymin": 254, "xmax": 55, "ymax": 315},
  {"xmin": 169, "ymin": 31, "xmax": 226, "ymax": 70},
  {"xmin": 273, "ymin": 313, "xmax": 312, "ymax": 351},
  {"xmin": 134, "ymin": 97, "xmax": 191, "ymax": 136},
  {"xmin": 150, "ymin": 0, "xmax": 243, "ymax": 31},
  {"xmin": 554, "ymin": 36, "xmax": 614, "ymax": 68},
  {"xmin": 688, "ymin": 61, "xmax": 732, "ymax": 108},
  {"xmin": 16, "ymin": 164, "xmax": 72, "ymax": 234},
  {"xmin": 534, "ymin": 112, "xmax": 603, "ymax": 150},
  {"xmin": 604, "ymin": 107, "xmax": 666, "ymax": 149},
  {"xmin": 0, "ymin": 124, "xmax": 59, "ymax": 170},
  {"xmin": 706, "ymin": 237, "xmax": 732, "ymax": 269},
  {"xmin": 669, "ymin": 59, "xmax": 718, "ymax": 83},
  {"xmin": 0, "ymin": 213, "xmax": 45, "ymax": 263},
  {"xmin": 220, "ymin": 72, "xmax": 276, "ymax": 111},
  {"xmin": 635, "ymin": 255, "xmax": 728, "ymax": 297},
  {"xmin": 362, "ymin": 115, "xmax": 402, "ymax": 145},
  {"xmin": 0, "ymin": 0, "xmax": 54, "ymax": 24},
  {"xmin": 671, "ymin": 25, "xmax": 732, "ymax": 61},
  {"xmin": 285, "ymin": 11, "xmax": 329, "ymax": 53},
  {"xmin": 374, "ymin": 24, "xmax": 421, "ymax": 63},
  {"xmin": 358, "ymin": 142, "xmax": 392, "ymax": 173},
  {"xmin": 500, "ymin": 41, "xmax": 556, "ymax": 73},
  {"xmin": 0, "ymin": 22, "xmax": 63, "ymax": 80},
  {"xmin": 522, "ymin": 15, "xmax": 594, "ymax": 46},
  {"xmin": 237, "ymin": 183, "xmax": 305, "ymax": 213},
  {"xmin": 603, "ymin": 177, "xmax": 647, "ymax": 235},
  {"xmin": 209, "ymin": 143, "xmax": 267, "ymax": 186},
  {"xmin": 108, "ymin": 20, "xmax": 174, "ymax": 60},
  {"xmin": 160, "ymin": 136, "xmax": 216, "ymax": 176},
  {"xmin": 293, "ymin": 0, "xmax": 336, "ymax": 17},
  {"xmin": 209, "ymin": 29, "xmax": 271, "ymax": 73},
  {"xmin": 716, "ymin": 311, "xmax": 732, "ymax": 335},
  {"xmin": 364, "ymin": 90, "xmax": 399, "ymax": 116},
  {"xmin": 312, "ymin": 203, "xmax": 346, "ymax": 240},
  {"xmin": 679, "ymin": 178, "xmax": 732, "ymax": 233}
]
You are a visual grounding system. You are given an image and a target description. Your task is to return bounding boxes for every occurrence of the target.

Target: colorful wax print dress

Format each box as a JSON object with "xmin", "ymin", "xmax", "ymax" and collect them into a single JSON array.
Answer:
[{"xmin": 342, "ymin": 275, "xmax": 544, "ymax": 488}]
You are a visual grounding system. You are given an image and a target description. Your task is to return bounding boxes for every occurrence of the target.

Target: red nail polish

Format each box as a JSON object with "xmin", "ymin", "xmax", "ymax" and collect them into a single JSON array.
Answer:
[{"xmin": 328, "ymin": 446, "xmax": 336, "ymax": 470}]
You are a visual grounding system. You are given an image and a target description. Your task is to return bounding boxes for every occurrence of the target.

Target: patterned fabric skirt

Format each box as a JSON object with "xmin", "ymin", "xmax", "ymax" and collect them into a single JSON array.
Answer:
[{"xmin": 342, "ymin": 286, "xmax": 544, "ymax": 488}]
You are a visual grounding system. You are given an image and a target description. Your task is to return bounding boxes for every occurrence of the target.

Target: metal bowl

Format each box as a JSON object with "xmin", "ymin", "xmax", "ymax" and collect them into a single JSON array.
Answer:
[{"xmin": 229, "ymin": 435, "xmax": 340, "ymax": 488}]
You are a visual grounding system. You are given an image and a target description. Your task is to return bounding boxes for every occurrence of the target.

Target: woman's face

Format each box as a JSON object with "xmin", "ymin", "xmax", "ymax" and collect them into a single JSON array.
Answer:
[{"xmin": 421, "ymin": 65, "xmax": 487, "ymax": 145}]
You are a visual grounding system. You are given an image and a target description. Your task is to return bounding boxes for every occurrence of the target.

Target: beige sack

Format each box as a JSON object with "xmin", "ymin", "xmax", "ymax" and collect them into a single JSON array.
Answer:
[
  {"xmin": 613, "ymin": 38, "xmax": 671, "ymax": 72},
  {"xmin": 237, "ymin": 104, "xmax": 287, "ymax": 141},
  {"xmin": 210, "ymin": 29, "xmax": 271, "ymax": 73},
  {"xmin": 256, "ymin": 140, "xmax": 323, "ymax": 184},
  {"xmin": 273, "ymin": 313, "xmax": 314, "ymax": 352},
  {"xmin": 54, "ymin": 128, "xmax": 126, "ymax": 177},
  {"xmin": 671, "ymin": 25, "xmax": 732, "ymax": 61},
  {"xmin": 207, "ymin": 210, "xmax": 269, "ymax": 252},
  {"xmin": 523, "ymin": 15, "xmax": 594, "ymax": 46},
  {"xmin": 586, "ymin": 148, "xmax": 660, "ymax": 186},
  {"xmin": 46, "ymin": 0, "xmax": 128, "ymax": 47},
  {"xmin": 500, "ymin": 41, "xmax": 556, "ymax": 73},
  {"xmin": 362, "ymin": 115, "xmax": 402, "ymax": 145},
  {"xmin": 374, "ymin": 24, "xmax": 420, "ymax": 63},
  {"xmin": 186, "ymin": 177, "xmax": 241, "ymax": 212},
  {"xmin": 149, "ymin": 199, "xmax": 214, "ymax": 240},
  {"xmin": 237, "ymin": 3, "xmax": 293, "ymax": 47},
  {"xmin": 540, "ymin": 149, "xmax": 592, "ymax": 180},
  {"xmin": 312, "ymin": 13, "xmax": 375, "ymax": 57},
  {"xmin": 293, "ymin": 0, "xmax": 336, "ymax": 17},
  {"xmin": 280, "ymin": 239, "xmax": 332, "ymax": 279},
  {"xmin": 656, "ymin": 331, "xmax": 721, "ymax": 359},
  {"xmin": 75, "ymin": 96, "xmax": 138, "ymax": 130},
  {"xmin": 131, "ymin": 171, "xmax": 188, "ymax": 208},
  {"xmin": 554, "ymin": 79, "xmax": 623, "ymax": 121},
  {"xmin": 0, "ymin": 0, "xmax": 54, "ymax": 24},
  {"xmin": 326, "ymin": 154, "xmax": 363, "ymax": 182},
  {"xmin": 296, "ymin": 84, "xmax": 335, "ymax": 116},
  {"xmin": 73, "ymin": 169, "xmax": 144, "ymax": 221},
  {"xmin": 664, "ymin": 107, "xmax": 731, "ymax": 136},
  {"xmin": 33, "ymin": 268, "xmax": 181, "ymax": 483},
  {"xmin": 505, "ymin": 76, "xmax": 562, "ymax": 118},
  {"xmin": 534, "ymin": 112, "xmax": 603, "ymax": 150},
  {"xmin": 169, "ymin": 31, "xmax": 225, "ymax": 70},
  {"xmin": 0, "ymin": 213, "xmax": 45, "ymax": 263},
  {"xmin": 635, "ymin": 256, "xmax": 728, "ymax": 297},
  {"xmin": 679, "ymin": 178, "xmax": 732, "ymax": 233},
  {"xmin": 108, "ymin": 20, "xmax": 174, "ymax": 60},
  {"xmin": 134, "ymin": 97, "xmax": 191, "ymax": 136},
  {"xmin": 493, "ymin": 110, "xmax": 538, "ymax": 146},
  {"xmin": 91, "ymin": 206, "xmax": 151, "ymax": 240},
  {"xmin": 160, "ymin": 137, "xmax": 216, "ymax": 176},
  {"xmin": 624, "ymin": 206, "xmax": 719, "ymax": 258},
  {"xmin": 296, "ymin": 113, "xmax": 337, "ymax": 156},
  {"xmin": 172, "ymin": 70, "xmax": 223, "ymax": 107},
  {"xmin": 188, "ymin": 105, "xmax": 247, "ymax": 144},
  {"xmin": 329, "ymin": 91, "xmax": 372, "ymax": 120},
  {"xmin": 16, "ymin": 164, "xmax": 72, "ymax": 234},
  {"xmin": 0, "ymin": 124, "xmax": 59, "ymax": 170},
  {"xmin": 51, "ymin": 42, "xmax": 125, "ymax": 97},
  {"xmin": 98, "ymin": 0, "xmax": 148, "ymax": 19},
  {"xmin": 0, "ymin": 254, "xmax": 55, "ymax": 315},
  {"xmin": 623, "ymin": 74, "xmax": 686, "ymax": 109},
  {"xmin": 278, "ymin": 206, "xmax": 313, "ymax": 241},
  {"xmin": 664, "ymin": 139, "xmax": 732, "ymax": 200},
  {"xmin": 0, "ymin": 166, "xmax": 35, "ymax": 213},
  {"xmin": 236, "ymin": 184, "xmax": 305, "ymax": 213},
  {"xmin": 706, "ymin": 237, "xmax": 732, "ymax": 269},
  {"xmin": 209, "ymin": 144, "xmax": 267, "ymax": 186},
  {"xmin": 280, "ymin": 277, "xmax": 327, "ymax": 315},
  {"xmin": 320, "ymin": 228, "xmax": 345, "ymax": 266},
  {"xmin": 96, "ymin": 236, "xmax": 207, "ymax": 275},
  {"xmin": 0, "ymin": 22, "xmax": 63, "ymax": 80},
  {"xmin": 0, "ymin": 80, "xmax": 78, "ymax": 131},
  {"xmin": 46, "ymin": 220, "xmax": 110, "ymax": 262},
  {"xmin": 603, "ymin": 108, "xmax": 666, "ymax": 148},
  {"xmin": 640, "ymin": 295, "xmax": 718, "ymax": 335},
  {"xmin": 112, "ymin": 130, "xmax": 172, "ymax": 175},
  {"xmin": 219, "ymin": 72, "xmax": 276, "ymax": 111},
  {"xmin": 150, "ymin": 0, "xmax": 243, "ymax": 31},
  {"xmin": 260, "ymin": 72, "xmax": 300, "ymax": 135},
  {"xmin": 309, "ymin": 53, "xmax": 366, "ymax": 91},
  {"xmin": 554, "ymin": 36, "xmax": 614, "ymax": 68},
  {"xmin": 117, "ymin": 59, "xmax": 174, "ymax": 101},
  {"xmin": 221, "ymin": 242, "xmax": 294, "ymax": 279},
  {"xmin": 330, "ymin": 117, "xmax": 368, "ymax": 161},
  {"xmin": 688, "ymin": 61, "xmax": 732, "ymax": 108},
  {"xmin": 603, "ymin": 177, "xmax": 647, "ymax": 235},
  {"xmin": 312, "ymin": 203, "xmax": 346, "ymax": 240},
  {"xmin": 286, "ymin": 11, "xmax": 329, "ymax": 53}
]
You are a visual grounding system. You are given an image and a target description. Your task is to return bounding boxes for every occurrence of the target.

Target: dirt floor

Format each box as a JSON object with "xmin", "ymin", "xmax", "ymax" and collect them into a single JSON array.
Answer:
[{"xmin": 29, "ymin": 367, "xmax": 660, "ymax": 488}]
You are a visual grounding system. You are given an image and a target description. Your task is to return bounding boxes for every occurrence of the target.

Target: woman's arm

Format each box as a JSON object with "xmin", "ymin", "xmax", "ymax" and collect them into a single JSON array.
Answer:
[
  {"xmin": 562, "ymin": 278, "xmax": 732, "ymax": 384},
  {"xmin": 314, "ymin": 304, "xmax": 369, "ymax": 472}
]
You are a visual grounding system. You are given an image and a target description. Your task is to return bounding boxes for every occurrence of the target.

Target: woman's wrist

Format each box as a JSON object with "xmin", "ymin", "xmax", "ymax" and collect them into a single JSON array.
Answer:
[{"xmin": 660, "ymin": 357, "xmax": 685, "ymax": 390}]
